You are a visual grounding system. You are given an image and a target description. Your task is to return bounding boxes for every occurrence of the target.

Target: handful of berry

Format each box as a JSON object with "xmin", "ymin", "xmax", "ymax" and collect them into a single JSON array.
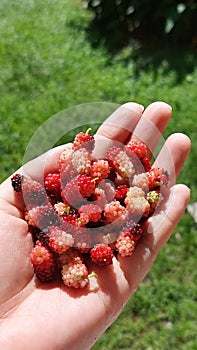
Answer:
[{"xmin": 11, "ymin": 129, "xmax": 169, "ymax": 289}]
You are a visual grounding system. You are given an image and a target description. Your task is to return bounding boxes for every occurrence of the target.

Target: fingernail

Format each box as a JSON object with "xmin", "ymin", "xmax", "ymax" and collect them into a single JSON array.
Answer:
[
  {"xmin": 123, "ymin": 102, "xmax": 144, "ymax": 113},
  {"xmin": 139, "ymin": 104, "xmax": 145, "ymax": 112}
]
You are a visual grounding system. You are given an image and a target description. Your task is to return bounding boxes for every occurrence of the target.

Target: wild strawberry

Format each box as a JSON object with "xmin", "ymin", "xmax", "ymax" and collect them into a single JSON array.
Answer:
[
  {"xmin": 62, "ymin": 260, "xmax": 89, "ymax": 288},
  {"xmin": 73, "ymin": 128, "xmax": 95, "ymax": 152},
  {"xmin": 90, "ymin": 244, "xmax": 114, "ymax": 267},
  {"xmin": 30, "ymin": 240, "xmax": 56, "ymax": 282},
  {"xmin": 48, "ymin": 226, "xmax": 74, "ymax": 254}
]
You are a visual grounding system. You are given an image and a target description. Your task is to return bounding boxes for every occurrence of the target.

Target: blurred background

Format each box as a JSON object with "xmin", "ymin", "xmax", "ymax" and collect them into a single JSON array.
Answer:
[{"xmin": 0, "ymin": 0, "xmax": 196, "ymax": 348}]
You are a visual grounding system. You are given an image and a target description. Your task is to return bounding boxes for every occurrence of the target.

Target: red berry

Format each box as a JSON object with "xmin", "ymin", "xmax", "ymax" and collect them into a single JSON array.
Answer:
[
  {"xmin": 20, "ymin": 127, "xmax": 169, "ymax": 289},
  {"xmin": 45, "ymin": 173, "xmax": 62, "ymax": 204},
  {"xmin": 147, "ymin": 168, "xmax": 169, "ymax": 190},
  {"xmin": 78, "ymin": 204, "xmax": 102, "ymax": 223},
  {"xmin": 125, "ymin": 141, "xmax": 152, "ymax": 172},
  {"xmin": 115, "ymin": 233, "xmax": 136, "ymax": 257},
  {"xmin": 121, "ymin": 220, "xmax": 144, "ymax": 242},
  {"xmin": 77, "ymin": 175, "xmax": 96, "ymax": 197},
  {"xmin": 104, "ymin": 200, "xmax": 128, "ymax": 223},
  {"xmin": 90, "ymin": 244, "xmax": 114, "ymax": 267},
  {"xmin": 33, "ymin": 229, "xmax": 50, "ymax": 247},
  {"xmin": 90, "ymin": 159, "xmax": 110, "ymax": 180},
  {"xmin": 115, "ymin": 184, "xmax": 128, "ymax": 200},
  {"xmin": 59, "ymin": 147, "xmax": 77, "ymax": 185},
  {"xmin": 106, "ymin": 147, "xmax": 134, "ymax": 179},
  {"xmin": 72, "ymin": 148, "xmax": 92, "ymax": 175},
  {"xmin": 125, "ymin": 187, "xmax": 150, "ymax": 217},
  {"xmin": 48, "ymin": 226, "xmax": 74, "ymax": 254},
  {"xmin": 146, "ymin": 190, "xmax": 164, "ymax": 211},
  {"xmin": 22, "ymin": 177, "xmax": 46, "ymax": 208},
  {"xmin": 141, "ymin": 157, "xmax": 151, "ymax": 172},
  {"xmin": 25, "ymin": 205, "xmax": 60, "ymax": 230},
  {"xmin": 30, "ymin": 241, "xmax": 56, "ymax": 282},
  {"xmin": 125, "ymin": 141, "xmax": 149, "ymax": 160},
  {"xmin": 62, "ymin": 260, "xmax": 89, "ymax": 288},
  {"xmin": 45, "ymin": 173, "xmax": 61, "ymax": 194},
  {"xmin": 11, "ymin": 175, "xmax": 47, "ymax": 207},
  {"xmin": 11, "ymin": 173, "xmax": 24, "ymax": 192},
  {"xmin": 58, "ymin": 248, "xmax": 84, "ymax": 267},
  {"xmin": 73, "ymin": 129, "xmax": 95, "ymax": 152},
  {"xmin": 132, "ymin": 173, "xmax": 149, "ymax": 191},
  {"xmin": 63, "ymin": 213, "xmax": 80, "ymax": 227},
  {"xmin": 61, "ymin": 175, "xmax": 96, "ymax": 207}
]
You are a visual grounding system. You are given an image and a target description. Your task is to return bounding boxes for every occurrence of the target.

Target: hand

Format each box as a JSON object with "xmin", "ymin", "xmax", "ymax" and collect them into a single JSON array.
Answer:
[{"xmin": 0, "ymin": 102, "xmax": 191, "ymax": 350}]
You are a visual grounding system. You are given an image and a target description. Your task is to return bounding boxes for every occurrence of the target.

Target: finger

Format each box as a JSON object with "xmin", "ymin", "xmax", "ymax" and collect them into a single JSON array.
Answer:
[
  {"xmin": 116, "ymin": 184, "xmax": 190, "ymax": 302},
  {"xmin": 153, "ymin": 133, "xmax": 191, "ymax": 186},
  {"xmin": 131, "ymin": 101, "xmax": 172, "ymax": 156},
  {"xmin": 94, "ymin": 102, "xmax": 144, "ymax": 157},
  {"xmin": 96, "ymin": 102, "xmax": 144, "ymax": 142}
]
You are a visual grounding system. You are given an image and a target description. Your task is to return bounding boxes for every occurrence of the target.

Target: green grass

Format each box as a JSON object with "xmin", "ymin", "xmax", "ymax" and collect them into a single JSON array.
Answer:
[{"xmin": 0, "ymin": 0, "xmax": 197, "ymax": 348}]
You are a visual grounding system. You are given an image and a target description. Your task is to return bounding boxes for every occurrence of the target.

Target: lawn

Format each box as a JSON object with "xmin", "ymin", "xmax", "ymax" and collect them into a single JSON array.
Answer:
[{"xmin": 0, "ymin": 0, "xmax": 196, "ymax": 349}]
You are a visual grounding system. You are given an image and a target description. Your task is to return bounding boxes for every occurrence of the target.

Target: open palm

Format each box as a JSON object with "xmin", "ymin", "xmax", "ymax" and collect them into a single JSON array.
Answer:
[{"xmin": 0, "ymin": 102, "xmax": 190, "ymax": 350}]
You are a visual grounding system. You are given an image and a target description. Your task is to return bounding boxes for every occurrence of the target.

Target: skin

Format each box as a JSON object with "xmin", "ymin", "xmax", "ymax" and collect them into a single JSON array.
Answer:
[{"xmin": 0, "ymin": 102, "xmax": 191, "ymax": 350}]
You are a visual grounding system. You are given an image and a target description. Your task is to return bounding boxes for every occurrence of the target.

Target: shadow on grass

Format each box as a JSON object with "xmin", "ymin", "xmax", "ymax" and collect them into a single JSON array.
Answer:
[{"xmin": 85, "ymin": 20, "xmax": 197, "ymax": 84}]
